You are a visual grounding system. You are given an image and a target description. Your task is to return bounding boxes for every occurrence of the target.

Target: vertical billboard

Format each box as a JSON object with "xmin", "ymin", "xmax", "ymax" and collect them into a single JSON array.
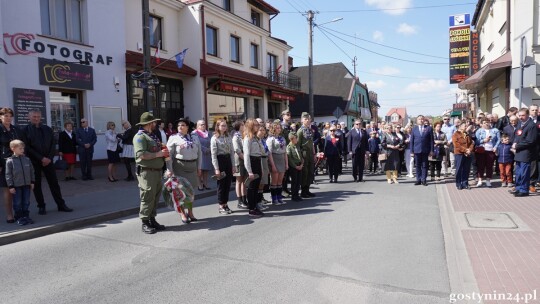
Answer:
[{"xmin": 449, "ymin": 14, "xmax": 471, "ymax": 84}]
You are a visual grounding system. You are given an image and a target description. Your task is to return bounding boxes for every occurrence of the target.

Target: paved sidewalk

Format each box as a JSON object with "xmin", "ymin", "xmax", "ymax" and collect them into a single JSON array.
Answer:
[
  {"xmin": 439, "ymin": 177, "xmax": 540, "ymax": 303},
  {"xmin": 0, "ymin": 165, "xmax": 219, "ymax": 245}
]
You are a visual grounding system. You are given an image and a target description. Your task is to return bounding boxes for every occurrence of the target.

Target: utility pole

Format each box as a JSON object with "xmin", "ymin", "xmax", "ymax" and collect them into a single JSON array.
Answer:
[
  {"xmin": 352, "ymin": 56, "xmax": 357, "ymax": 78},
  {"xmin": 142, "ymin": 0, "xmax": 152, "ymax": 113},
  {"xmin": 308, "ymin": 10, "xmax": 314, "ymax": 119}
]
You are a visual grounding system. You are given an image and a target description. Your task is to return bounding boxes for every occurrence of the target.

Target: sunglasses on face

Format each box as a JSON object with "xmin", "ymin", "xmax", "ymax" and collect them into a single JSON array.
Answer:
[{"xmin": 329, "ymin": 130, "xmax": 336, "ymax": 132}]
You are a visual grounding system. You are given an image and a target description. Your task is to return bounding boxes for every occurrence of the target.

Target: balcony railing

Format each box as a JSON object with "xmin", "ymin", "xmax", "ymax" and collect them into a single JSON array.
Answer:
[{"xmin": 267, "ymin": 69, "xmax": 301, "ymax": 91}]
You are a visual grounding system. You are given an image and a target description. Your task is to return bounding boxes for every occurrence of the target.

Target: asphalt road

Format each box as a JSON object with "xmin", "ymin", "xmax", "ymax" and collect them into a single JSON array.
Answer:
[{"xmin": 1, "ymin": 170, "xmax": 451, "ymax": 304}]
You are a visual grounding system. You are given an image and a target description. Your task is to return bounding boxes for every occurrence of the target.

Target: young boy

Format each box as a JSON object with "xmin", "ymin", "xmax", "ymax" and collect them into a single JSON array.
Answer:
[
  {"xmin": 496, "ymin": 134, "xmax": 514, "ymax": 187},
  {"xmin": 286, "ymin": 133, "xmax": 303, "ymax": 202},
  {"xmin": 5, "ymin": 140, "xmax": 35, "ymax": 225},
  {"xmin": 367, "ymin": 131, "xmax": 380, "ymax": 174}
]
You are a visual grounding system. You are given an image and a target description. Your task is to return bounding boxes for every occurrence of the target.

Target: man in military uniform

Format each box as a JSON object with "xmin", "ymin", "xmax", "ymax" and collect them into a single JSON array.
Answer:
[
  {"xmin": 133, "ymin": 112, "xmax": 170, "ymax": 234},
  {"xmin": 280, "ymin": 109, "xmax": 292, "ymax": 195},
  {"xmin": 297, "ymin": 112, "xmax": 316, "ymax": 198}
]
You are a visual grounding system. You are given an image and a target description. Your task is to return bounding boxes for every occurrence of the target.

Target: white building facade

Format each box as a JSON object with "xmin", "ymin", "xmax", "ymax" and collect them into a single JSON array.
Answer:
[{"xmin": 0, "ymin": 0, "xmax": 127, "ymax": 160}]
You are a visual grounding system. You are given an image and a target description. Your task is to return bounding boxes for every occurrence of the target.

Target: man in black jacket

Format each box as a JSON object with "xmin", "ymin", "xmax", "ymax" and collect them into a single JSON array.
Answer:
[
  {"xmin": 511, "ymin": 108, "xmax": 538, "ymax": 197},
  {"xmin": 22, "ymin": 109, "xmax": 73, "ymax": 214}
]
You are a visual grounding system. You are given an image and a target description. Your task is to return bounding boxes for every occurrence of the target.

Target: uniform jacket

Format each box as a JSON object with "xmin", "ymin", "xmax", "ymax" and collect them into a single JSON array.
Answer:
[
  {"xmin": 286, "ymin": 143, "xmax": 303, "ymax": 169},
  {"xmin": 22, "ymin": 123, "xmax": 56, "ymax": 163},
  {"xmin": 58, "ymin": 130, "xmax": 77, "ymax": 154},
  {"xmin": 496, "ymin": 143, "xmax": 514, "ymax": 164},
  {"xmin": 75, "ymin": 127, "xmax": 97, "ymax": 153},
  {"xmin": 5, "ymin": 154, "xmax": 35, "ymax": 187},
  {"xmin": 347, "ymin": 127, "xmax": 369, "ymax": 153},
  {"xmin": 410, "ymin": 125, "xmax": 434, "ymax": 154},
  {"xmin": 514, "ymin": 117, "xmax": 538, "ymax": 162}
]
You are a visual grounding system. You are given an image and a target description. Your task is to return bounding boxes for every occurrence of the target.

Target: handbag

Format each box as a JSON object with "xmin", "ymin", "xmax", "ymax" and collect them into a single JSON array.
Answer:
[
  {"xmin": 54, "ymin": 156, "xmax": 68, "ymax": 171},
  {"xmin": 474, "ymin": 146, "xmax": 485, "ymax": 154},
  {"xmin": 378, "ymin": 153, "xmax": 388, "ymax": 161},
  {"xmin": 116, "ymin": 143, "xmax": 124, "ymax": 154}
]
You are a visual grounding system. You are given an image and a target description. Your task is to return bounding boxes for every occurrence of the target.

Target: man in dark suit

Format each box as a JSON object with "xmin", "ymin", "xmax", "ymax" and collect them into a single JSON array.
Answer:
[
  {"xmin": 76, "ymin": 117, "xmax": 97, "ymax": 180},
  {"xmin": 410, "ymin": 115, "xmax": 434, "ymax": 186},
  {"xmin": 511, "ymin": 108, "xmax": 538, "ymax": 197},
  {"xmin": 22, "ymin": 109, "xmax": 73, "ymax": 214},
  {"xmin": 347, "ymin": 119, "xmax": 369, "ymax": 182}
]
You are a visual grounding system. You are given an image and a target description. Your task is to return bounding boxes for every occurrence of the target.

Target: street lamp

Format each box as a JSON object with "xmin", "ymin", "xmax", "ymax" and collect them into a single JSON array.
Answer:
[{"xmin": 308, "ymin": 12, "xmax": 342, "ymax": 119}]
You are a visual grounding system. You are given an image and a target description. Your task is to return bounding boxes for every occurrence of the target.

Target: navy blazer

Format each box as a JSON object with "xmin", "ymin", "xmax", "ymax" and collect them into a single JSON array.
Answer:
[
  {"xmin": 368, "ymin": 137, "xmax": 380, "ymax": 153},
  {"xmin": 514, "ymin": 118, "xmax": 538, "ymax": 162},
  {"xmin": 503, "ymin": 124, "xmax": 517, "ymax": 143},
  {"xmin": 324, "ymin": 136, "xmax": 342, "ymax": 156},
  {"xmin": 347, "ymin": 128, "xmax": 368, "ymax": 153},
  {"xmin": 58, "ymin": 130, "xmax": 77, "ymax": 154},
  {"xmin": 75, "ymin": 127, "xmax": 97, "ymax": 153},
  {"xmin": 410, "ymin": 125, "xmax": 434, "ymax": 154}
]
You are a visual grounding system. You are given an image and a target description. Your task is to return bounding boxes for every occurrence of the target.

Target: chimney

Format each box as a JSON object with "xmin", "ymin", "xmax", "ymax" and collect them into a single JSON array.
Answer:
[{"xmin": 288, "ymin": 56, "xmax": 294, "ymax": 71}]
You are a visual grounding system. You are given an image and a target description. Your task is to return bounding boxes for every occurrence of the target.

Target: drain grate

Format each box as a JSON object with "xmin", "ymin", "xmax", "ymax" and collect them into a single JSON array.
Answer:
[{"xmin": 464, "ymin": 213, "xmax": 518, "ymax": 229}]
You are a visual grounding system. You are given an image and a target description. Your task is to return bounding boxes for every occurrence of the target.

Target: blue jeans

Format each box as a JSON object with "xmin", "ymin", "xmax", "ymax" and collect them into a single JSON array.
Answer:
[
  {"xmin": 13, "ymin": 185, "xmax": 31, "ymax": 219},
  {"xmin": 455, "ymin": 154, "xmax": 472, "ymax": 188}
]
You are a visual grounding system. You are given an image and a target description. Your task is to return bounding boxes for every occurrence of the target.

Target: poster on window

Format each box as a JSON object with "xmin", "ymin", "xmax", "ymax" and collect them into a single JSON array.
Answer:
[{"xmin": 12, "ymin": 88, "xmax": 47, "ymax": 126}]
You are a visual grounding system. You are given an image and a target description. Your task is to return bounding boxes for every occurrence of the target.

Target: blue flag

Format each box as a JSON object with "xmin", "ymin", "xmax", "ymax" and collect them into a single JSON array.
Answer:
[{"xmin": 175, "ymin": 48, "xmax": 188, "ymax": 69}]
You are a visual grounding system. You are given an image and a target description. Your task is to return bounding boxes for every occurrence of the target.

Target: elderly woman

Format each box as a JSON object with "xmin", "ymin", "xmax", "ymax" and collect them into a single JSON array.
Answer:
[
  {"xmin": 452, "ymin": 122, "xmax": 474, "ymax": 190},
  {"xmin": 267, "ymin": 121, "xmax": 288, "ymax": 204},
  {"xmin": 105, "ymin": 121, "xmax": 121, "ymax": 182},
  {"xmin": 429, "ymin": 122, "xmax": 447, "ymax": 181},
  {"xmin": 58, "ymin": 120, "xmax": 77, "ymax": 181},
  {"xmin": 211, "ymin": 118, "xmax": 235, "ymax": 215},
  {"xmin": 192, "ymin": 120, "xmax": 212, "ymax": 191},
  {"xmin": 475, "ymin": 118, "xmax": 500, "ymax": 187},
  {"xmin": 0, "ymin": 107, "xmax": 21, "ymax": 223},
  {"xmin": 118, "ymin": 120, "xmax": 136, "ymax": 181},
  {"xmin": 166, "ymin": 118, "xmax": 201, "ymax": 222},
  {"xmin": 381, "ymin": 124, "xmax": 403, "ymax": 184}
]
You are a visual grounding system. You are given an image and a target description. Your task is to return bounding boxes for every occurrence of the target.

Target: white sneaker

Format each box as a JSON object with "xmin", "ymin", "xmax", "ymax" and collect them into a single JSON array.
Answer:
[
  {"xmin": 485, "ymin": 180, "xmax": 492, "ymax": 187},
  {"xmin": 476, "ymin": 181, "xmax": 483, "ymax": 187}
]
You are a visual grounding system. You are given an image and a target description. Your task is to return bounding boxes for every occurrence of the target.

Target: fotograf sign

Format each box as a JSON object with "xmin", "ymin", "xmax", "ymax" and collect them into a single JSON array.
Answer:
[{"xmin": 38, "ymin": 57, "xmax": 94, "ymax": 90}]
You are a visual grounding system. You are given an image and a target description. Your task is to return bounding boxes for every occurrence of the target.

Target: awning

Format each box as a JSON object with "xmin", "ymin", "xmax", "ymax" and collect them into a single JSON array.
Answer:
[
  {"xmin": 200, "ymin": 59, "xmax": 300, "ymax": 97},
  {"xmin": 125, "ymin": 51, "xmax": 197, "ymax": 76},
  {"xmin": 458, "ymin": 52, "xmax": 511, "ymax": 91}
]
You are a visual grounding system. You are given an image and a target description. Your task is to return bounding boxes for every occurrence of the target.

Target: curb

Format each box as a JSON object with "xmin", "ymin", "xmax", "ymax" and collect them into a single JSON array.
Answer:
[
  {"xmin": 436, "ymin": 181, "xmax": 481, "ymax": 301},
  {"xmin": 0, "ymin": 188, "xmax": 221, "ymax": 246}
]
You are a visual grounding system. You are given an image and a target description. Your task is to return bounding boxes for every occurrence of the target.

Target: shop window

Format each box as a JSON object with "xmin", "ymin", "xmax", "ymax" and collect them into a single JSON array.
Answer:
[
  {"xmin": 230, "ymin": 35, "xmax": 240, "ymax": 63},
  {"xmin": 250, "ymin": 43, "xmax": 259, "ymax": 69},
  {"xmin": 40, "ymin": 0, "xmax": 83, "ymax": 42},
  {"xmin": 254, "ymin": 99, "xmax": 260, "ymax": 118},
  {"xmin": 150, "ymin": 15, "xmax": 162, "ymax": 48},
  {"xmin": 223, "ymin": 0, "xmax": 231, "ymax": 12},
  {"xmin": 267, "ymin": 102, "xmax": 280, "ymax": 120},
  {"xmin": 207, "ymin": 94, "xmax": 245, "ymax": 130},
  {"xmin": 49, "ymin": 91, "xmax": 80, "ymax": 135},
  {"xmin": 251, "ymin": 10, "xmax": 261, "ymax": 27},
  {"xmin": 206, "ymin": 26, "xmax": 218, "ymax": 57}
]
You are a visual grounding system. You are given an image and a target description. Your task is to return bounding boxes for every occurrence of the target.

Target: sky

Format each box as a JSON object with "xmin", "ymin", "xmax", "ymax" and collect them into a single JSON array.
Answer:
[{"xmin": 268, "ymin": 0, "xmax": 478, "ymax": 118}]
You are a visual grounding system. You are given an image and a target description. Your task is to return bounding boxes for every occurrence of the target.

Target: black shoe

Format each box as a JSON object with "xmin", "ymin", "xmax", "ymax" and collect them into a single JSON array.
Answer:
[
  {"xmin": 414, "ymin": 181, "xmax": 422, "ymax": 186},
  {"xmin": 82, "ymin": 177, "xmax": 88, "ymax": 181},
  {"xmin": 422, "ymin": 181, "xmax": 428, "ymax": 186},
  {"xmin": 292, "ymin": 196, "xmax": 303, "ymax": 202},
  {"xmin": 142, "ymin": 221, "xmax": 156, "ymax": 234},
  {"xmin": 307, "ymin": 191, "xmax": 316, "ymax": 197},
  {"xmin": 125, "ymin": 176, "xmax": 135, "ymax": 181},
  {"xmin": 87, "ymin": 176, "xmax": 94, "ymax": 180},
  {"xmin": 301, "ymin": 193, "xmax": 310, "ymax": 198},
  {"xmin": 149, "ymin": 218, "xmax": 166, "ymax": 231},
  {"xmin": 58, "ymin": 205, "xmax": 73, "ymax": 212},
  {"xmin": 38, "ymin": 207, "xmax": 47, "ymax": 215},
  {"xmin": 329, "ymin": 179, "xmax": 334, "ymax": 183},
  {"xmin": 514, "ymin": 192, "xmax": 529, "ymax": 197},
  {"xmin": 353, "ymin": 178, "xmax": 358, "ymax": 182}
]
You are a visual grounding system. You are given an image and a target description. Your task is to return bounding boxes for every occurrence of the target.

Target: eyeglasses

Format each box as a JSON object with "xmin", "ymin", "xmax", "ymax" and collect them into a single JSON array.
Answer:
[
  {"xmin": 355, "ymin": 123, "xmax": 361, "ymax": 125},
  {"xmin": 81, "ymin": 121, "xmax": 87, "ymax": 123},
  {"xmin": 443, "ymin": 119, "xmax": 449, "ymax": 121},
  {"xmin": 329, "ymin": 130, "xmax": 336, "ymax": 132}
]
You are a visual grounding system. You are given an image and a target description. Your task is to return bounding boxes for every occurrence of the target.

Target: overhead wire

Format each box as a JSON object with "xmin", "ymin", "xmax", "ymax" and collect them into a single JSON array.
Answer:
[{"xmin": 277, "ymin": 3, "xmax": 476, "ymax": 14}]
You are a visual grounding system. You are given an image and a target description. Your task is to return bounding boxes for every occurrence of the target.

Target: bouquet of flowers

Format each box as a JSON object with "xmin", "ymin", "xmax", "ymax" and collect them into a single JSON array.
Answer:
[{"xmin": 162, "ymin": 176, "xmax": 195, "ymax": 214}]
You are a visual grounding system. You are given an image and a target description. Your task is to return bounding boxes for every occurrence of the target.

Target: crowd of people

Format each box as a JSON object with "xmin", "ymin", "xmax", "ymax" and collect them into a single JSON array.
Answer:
[{"xmin": 1, "ymin": 104, "xmax": 538, "ymax": 232}]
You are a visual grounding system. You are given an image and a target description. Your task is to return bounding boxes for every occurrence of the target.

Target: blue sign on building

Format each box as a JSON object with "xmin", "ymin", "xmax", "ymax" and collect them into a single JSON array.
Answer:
[{"xmin": 449, "ymin": 14, "xmax": 471, "ymax": 27}]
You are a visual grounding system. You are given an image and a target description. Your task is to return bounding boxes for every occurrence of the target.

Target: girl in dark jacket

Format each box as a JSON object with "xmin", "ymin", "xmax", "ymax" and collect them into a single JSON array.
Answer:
[{"xmin": 324, "ymin": 126, "xmax": 343, "ymax": 183}]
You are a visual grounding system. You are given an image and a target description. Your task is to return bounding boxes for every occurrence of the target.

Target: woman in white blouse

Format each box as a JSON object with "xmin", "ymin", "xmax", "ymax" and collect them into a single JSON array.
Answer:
[{"xmin": 105, "ymin": 121, "xmax": 120, "ymax": 182}]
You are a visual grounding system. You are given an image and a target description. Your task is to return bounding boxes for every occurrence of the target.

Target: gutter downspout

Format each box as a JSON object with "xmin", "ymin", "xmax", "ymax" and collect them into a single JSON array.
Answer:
[{"xmin": 201, "ymin": 5, "xmax": 208, "ymax": 122}]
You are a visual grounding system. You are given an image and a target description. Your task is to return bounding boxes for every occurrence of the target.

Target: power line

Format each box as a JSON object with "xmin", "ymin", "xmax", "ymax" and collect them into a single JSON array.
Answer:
[
  {"xmin": 278, "ymin": 3, "xmax": 476, "ymax": 14},
  {"xmin": 316, "ymin": 26, "xmax": 447, "ymax": 65},
  {"xmin": 315, "ymin": 26, "xmax": 354, "ymax": 61},
  {"xmin": 318, "ymin": 25, "xmax": 447, "ymax": 60}
]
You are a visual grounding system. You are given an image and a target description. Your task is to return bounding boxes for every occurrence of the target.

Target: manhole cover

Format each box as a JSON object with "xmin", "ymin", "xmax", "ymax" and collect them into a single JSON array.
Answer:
[{"xmin": 464, "ymin": 213, "xmax": 518, "ymax": 229}]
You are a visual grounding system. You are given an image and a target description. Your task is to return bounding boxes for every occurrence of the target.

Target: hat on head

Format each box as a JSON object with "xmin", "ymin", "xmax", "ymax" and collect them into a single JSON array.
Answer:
[
  {"xmin": 174, "ymin": 117, "xmax": 190, "ymax": 126},
  {"xmin": 301, "ymin": 112, "xmax": 310, "ymax": 119},
  {"xmin": 136, "ymin": 112, "xmax": 160, "ymax": 126},
  {"xmin": 281, "ymin": 109, "xmax": 291, "ymax": 115}
]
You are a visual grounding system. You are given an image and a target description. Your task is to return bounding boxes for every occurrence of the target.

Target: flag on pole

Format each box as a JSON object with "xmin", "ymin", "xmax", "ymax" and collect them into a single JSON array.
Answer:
[
  {"xmin": 175, "ymin": 48, "xmax": 188, "ymax": 69},
  {"xmin": 154, "ymin": 40, "xmax": 161, "ymax": 64}
]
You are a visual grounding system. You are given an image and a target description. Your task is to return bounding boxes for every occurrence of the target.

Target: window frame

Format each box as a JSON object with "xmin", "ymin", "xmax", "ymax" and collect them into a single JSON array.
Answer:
[
  {"xmin": 149, "ymin": 14, "xmax": 163, "ymax": 49},
  {"xmin": 267, "ymin": 53, "xmax": 278, "ymax": 72},
  {"xmin": 223, "ymin": 0, "xmax": 232, "ymax": 12},
  {"xmin": 40, "ymin": 0, "xmax": 84, "ymax": 43},
  {"xmin": 206, "ymin": 25, "xmax": 218, "ymax": 57},
  {"xmin": 230, "ymin": 35, "xmax": 240, "ymax": 63},
  {"xmin": 250, "ymin": 43, "xmax": 259, "ymax": 69},
  {"xmin": 251, "ymin": 9, "xmax": 261, "ymax": 27}
]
